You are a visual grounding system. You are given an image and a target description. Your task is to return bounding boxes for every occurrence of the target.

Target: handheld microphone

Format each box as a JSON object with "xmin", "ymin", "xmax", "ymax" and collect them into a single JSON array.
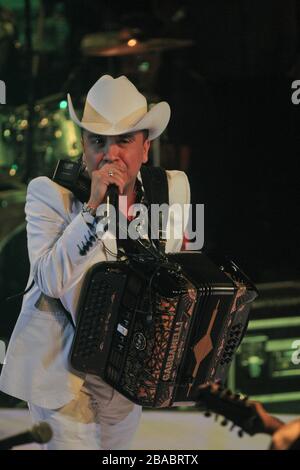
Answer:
[
  {"xmin": 0, "ymin": 421, "xmax": 53, "ymax": 450},
  {"xmin": 105, "ymin": 184, "xmax": 119, "ymax": 220},
  {"xmin": 106, "ymin": 183, "xmax": 119, "ymax": 209}
]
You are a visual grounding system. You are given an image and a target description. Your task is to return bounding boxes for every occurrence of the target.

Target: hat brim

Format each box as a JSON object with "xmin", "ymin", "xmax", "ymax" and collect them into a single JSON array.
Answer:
[{"xmin": 67, "ymin": 93, "xmax": 170, "ymax": 141}]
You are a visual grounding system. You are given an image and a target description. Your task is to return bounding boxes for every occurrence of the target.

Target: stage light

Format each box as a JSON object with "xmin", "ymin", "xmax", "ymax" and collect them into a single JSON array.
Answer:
[
  {"xmin": 59, "ymin": 100, "xmax": 68, "ymax": 110},
  {"xmin": 127, "ymin": 39, "xmax": 137, "ymax": 47}
]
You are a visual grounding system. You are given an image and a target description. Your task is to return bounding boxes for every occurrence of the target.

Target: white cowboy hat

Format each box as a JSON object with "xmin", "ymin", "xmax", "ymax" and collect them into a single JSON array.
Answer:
[{"xmin": 67, "ymin": 74, "xmax": 170, "ymax": 140}]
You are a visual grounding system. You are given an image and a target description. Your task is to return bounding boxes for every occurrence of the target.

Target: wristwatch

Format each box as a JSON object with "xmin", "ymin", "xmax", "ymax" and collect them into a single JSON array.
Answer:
[{"xmin": 81, "ymin": 202, "xmax": 98, "ymax": 225}]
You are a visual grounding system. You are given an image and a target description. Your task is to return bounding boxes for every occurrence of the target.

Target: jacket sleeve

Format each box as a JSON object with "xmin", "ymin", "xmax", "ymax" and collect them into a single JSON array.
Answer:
[{"xmin": 26, "ymin": 176, "xmax": 102, "ymax": 298}]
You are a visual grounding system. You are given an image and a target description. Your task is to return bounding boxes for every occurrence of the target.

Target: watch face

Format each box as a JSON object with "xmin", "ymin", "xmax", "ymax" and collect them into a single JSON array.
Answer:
[
  {"xmin": 81, "ymin": 204, "xmax": 97, "ymax": 225},
  {"xmin": 83, "ymin": 203, "xmax": 95, "ymax": 214}
]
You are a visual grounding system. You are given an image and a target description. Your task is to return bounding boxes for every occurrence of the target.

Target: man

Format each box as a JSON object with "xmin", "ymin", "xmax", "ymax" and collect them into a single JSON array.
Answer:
[{"xmin": 0, "ymin": 75, "xmax": 190, "ymax": 449}]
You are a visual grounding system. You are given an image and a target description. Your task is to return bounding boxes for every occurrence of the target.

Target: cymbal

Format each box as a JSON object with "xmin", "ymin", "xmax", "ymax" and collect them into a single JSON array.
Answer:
[
  {"xmin": 81, "ymin": 37, "xmax": 194, "ymax": 57},
  {"xmin": 80, "ymin": 31, "xmax": 121, "ymax": 51}
]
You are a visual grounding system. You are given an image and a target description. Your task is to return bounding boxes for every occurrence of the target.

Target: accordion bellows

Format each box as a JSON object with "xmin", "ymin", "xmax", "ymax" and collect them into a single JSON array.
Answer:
[{"xmin": 70, "ymin": 251, "xmax": 257, "ymax": 408}]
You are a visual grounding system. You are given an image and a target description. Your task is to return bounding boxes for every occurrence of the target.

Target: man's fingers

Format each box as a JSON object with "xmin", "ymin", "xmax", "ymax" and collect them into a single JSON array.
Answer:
[{"xmin": 102, "ymin": 174, "xmax": 125, "ymax": 194}]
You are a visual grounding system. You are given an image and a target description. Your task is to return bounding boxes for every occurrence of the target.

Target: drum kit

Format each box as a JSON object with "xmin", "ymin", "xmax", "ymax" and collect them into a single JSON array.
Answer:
[
  {"xmin": 0, "ymin": 94, "xmax": 82, "ymax": 179},
  {"xmin": 0, "ymin": 29, "xmax": 194, "ymax": 179}
]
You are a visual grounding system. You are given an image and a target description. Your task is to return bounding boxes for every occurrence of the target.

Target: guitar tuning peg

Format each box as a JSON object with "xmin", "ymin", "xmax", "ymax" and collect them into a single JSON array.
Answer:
[
  {"xmin": 204, "ymin": 410, "xmax": 211, "ymax": 417},
  {"xmin": 214, "ymin": 414, "xmax": 219, "ymax": 421},
  {"xmin": 221, "ymin": 418, "xmax": 228, "ymax": 426},
  {"xmin": 230, "ymin": 423, "xmax": 235, "ymax": 431},
  {"xmin": 238, "ymin": 429, "xmax": 244, "ymax": 438}
]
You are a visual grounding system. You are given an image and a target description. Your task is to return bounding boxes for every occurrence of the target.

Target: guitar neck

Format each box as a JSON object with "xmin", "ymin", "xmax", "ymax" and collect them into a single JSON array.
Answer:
[{"xmin": 196, "ymin": 384, "xmax": 286, "ymax": 437}]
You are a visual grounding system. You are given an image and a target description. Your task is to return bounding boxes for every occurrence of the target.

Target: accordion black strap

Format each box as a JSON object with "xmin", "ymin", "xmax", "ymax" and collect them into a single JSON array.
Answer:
[
  {"xmin": 140, "ymin": 165, "xmax": 169, "ymax": 206},
  {"xmin": 140, "ymin": 165, "xmax": 169, "ymax": 250}
]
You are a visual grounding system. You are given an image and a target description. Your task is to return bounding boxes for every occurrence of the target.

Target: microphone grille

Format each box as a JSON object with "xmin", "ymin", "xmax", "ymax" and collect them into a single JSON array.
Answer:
[{"xmin": 31, "ymin": 422, "xmax": 53, "ymax": 444}]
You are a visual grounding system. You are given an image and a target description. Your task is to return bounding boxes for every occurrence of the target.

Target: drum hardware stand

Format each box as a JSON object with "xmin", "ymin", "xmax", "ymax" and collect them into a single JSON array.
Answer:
[{"xmin": 23, "ymin": 0, "xmax": 45, "ymax": 182}]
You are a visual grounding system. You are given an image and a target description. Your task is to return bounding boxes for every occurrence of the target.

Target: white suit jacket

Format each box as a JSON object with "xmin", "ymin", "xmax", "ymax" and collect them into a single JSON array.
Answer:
[{"xmin": 0, "ymin": 170, "xmax": 190, "ymax": 408}]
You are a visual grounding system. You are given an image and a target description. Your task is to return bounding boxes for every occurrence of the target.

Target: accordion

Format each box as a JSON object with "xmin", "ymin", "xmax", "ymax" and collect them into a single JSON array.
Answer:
[{"xmin": 70, "ymin": 251, "xmax": 257, "ymax": 408}]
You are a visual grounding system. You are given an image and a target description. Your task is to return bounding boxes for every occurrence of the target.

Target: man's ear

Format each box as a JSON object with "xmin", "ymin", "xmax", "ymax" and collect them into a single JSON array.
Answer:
[{"xmin": 142, "ymin": 139, "xmax": 150, "ymax": 163}]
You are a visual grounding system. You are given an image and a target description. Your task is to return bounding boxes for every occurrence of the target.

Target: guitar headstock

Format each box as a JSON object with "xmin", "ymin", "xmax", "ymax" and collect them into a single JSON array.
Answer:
[{"xmin": 195, "ymin": 383, "xmax": 283, "ymax": 437}]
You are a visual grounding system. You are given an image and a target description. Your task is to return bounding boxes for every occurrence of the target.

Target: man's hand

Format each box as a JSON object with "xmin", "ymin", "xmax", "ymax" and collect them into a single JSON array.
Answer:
[
  {"xmin": 87, "ymin": 162, "xmax": 128, "ymax": 208},
  {"xmin": 270, "ymin": 418, "xmax": 300, "ymax": 450}
]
